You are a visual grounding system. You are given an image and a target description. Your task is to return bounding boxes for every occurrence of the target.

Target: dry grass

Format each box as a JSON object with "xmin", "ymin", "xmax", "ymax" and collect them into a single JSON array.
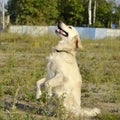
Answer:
[{"xmin": 0, "ymin": 32, "xmax": 120, "ymax": 120}]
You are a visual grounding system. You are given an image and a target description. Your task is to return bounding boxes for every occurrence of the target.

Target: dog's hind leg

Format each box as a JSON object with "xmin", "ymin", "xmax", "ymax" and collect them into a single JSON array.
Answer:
[{"xmin": 36, "ymin": 78, "xmax": 46, "ymax": 99}]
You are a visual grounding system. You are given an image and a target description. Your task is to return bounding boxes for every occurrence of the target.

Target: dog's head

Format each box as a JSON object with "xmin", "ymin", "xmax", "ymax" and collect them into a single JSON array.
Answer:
[{"xmin": 55, "ymin": 21, "xmax": 83, "ymax": 51}]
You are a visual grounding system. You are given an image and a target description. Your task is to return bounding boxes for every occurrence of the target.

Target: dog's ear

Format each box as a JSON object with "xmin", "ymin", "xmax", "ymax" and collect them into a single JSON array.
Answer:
[{"xmin": 74, "ymin": 35, "xmax": 83, "ymax": 49}]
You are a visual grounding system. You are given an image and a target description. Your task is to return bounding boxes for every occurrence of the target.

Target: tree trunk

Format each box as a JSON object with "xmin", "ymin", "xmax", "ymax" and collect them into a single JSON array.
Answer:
[
  {"xmin": 93, "ymin": 0, "xmax": 96, "ymax": 24},
  {"xmin": 2, "ymin": 0, "xmax": 5, "ymax": 29},
  {"xmin": 119, "ymin": 19, "xmax": 120, "ymax": 28},
  {"xmin": 88, "ymin": 0, "xmax": 92, "ymax": 26}
]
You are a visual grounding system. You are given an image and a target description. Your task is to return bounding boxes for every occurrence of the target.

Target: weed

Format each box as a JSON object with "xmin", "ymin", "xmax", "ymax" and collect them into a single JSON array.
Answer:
[
  {"xmin": 0, "ymin": 83, "xmax": 4, "ymax": 97},
  {"xmin": 0, "ymin": 32, "xmax": 120, "ymax": 119},
  {"xmin": 96, "ymin": 113, "xmax": 120, "ymax": 120},
  {"xmin": 101, "ymin": 94, "xmax": 117, "ymax": 103}
]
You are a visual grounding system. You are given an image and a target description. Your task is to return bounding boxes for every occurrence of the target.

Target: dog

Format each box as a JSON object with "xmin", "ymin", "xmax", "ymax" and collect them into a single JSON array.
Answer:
[{"xmin": 36, "ymin": 21, "xmax": 100, "ymax": 118}]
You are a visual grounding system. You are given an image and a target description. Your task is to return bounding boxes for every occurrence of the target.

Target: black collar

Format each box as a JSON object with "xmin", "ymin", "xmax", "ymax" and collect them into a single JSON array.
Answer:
[
  {"xmin": 55, "ymin": 49, "xmax": 64, "ymax": 52},
  {"xmin": 55, "ymin": 49, "xmax": 74, "ymax": 56}
]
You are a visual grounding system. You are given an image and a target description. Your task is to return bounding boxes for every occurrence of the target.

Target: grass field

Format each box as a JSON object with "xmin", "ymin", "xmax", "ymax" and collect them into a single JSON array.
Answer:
[{"xmin": 0, "ymin": 32, "xmax": 120, "ymax": 120}]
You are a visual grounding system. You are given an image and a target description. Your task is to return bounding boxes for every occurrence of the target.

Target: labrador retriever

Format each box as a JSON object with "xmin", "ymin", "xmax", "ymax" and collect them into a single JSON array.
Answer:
[{"xmin": 36, "ymin": 21, "xmax": 100, "ymax": 118}]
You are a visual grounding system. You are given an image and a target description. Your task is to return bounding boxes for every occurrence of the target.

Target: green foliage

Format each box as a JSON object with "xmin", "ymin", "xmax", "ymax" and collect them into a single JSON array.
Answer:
[
  {"xmin": 7, "ymin": 0, "xmax": 59, "ymax": 25},
  {"xmin": 58, "ymin": 0, "xmax": 84, "ymax": 26},
  {"xmin": 40, "ymin": 0, "xmax": 59, "ymax": 25},
  {"xmin": 7, "ymin": 0, "xmax": 119, "ymax": 27},
  {"xmin": 95, "ymin": 0, "xmax": 116, "ymax": 27}
]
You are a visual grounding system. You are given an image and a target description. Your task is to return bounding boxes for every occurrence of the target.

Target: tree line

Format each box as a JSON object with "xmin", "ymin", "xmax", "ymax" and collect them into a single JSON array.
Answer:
[{"xmin": 7, "ymin": 0, "xmax": 120, "ymax": 28}]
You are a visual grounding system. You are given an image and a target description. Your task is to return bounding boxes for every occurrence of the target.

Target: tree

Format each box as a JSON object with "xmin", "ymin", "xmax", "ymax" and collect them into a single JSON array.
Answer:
[
  {"xmin": 58, "ymin": 0, "xmax": 84, "ymax": 26},
  {"xmin": 7, "ymin": 0, "xmax": 118, "ymax": 27},
  {"xmin": 7, "ymin": 0, "xmax": 59, "ymax": 25},
  {"xmin": 95, "ymin": 0, "xmax": 116, "ymax": 27},
  {"xmin": 0, "ymin": 0, "xmax": 9, "ymax": 29},
  {"xmin": 39, "ymin": 0, "xmax": 59, "ymax": 25},
  {"xmin": 93, "ymin": 0, "xmax": 96, "ymax": 24},
  {"xmin": 114, "ymin": 5, "xmax": 120, "ymax": 27},
  {"xmin": 1, "ymin": 0, "xmax": 5, "ymax": 29},
  {"xmin": 88, "ymin": 0, "xmax": 92, "ymax": 26}
]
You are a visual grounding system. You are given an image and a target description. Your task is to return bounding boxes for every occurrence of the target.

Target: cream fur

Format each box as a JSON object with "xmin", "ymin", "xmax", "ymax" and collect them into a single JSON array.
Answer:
[{"xmin": 36, "ymin": 21, "xmax": 100, "ymax": 118}]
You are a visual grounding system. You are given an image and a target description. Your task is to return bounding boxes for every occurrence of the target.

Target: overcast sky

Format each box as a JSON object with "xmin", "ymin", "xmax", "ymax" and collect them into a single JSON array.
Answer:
[{"xmin": 115, "ymin": 0, "xmax": 120, "ymax": 5}]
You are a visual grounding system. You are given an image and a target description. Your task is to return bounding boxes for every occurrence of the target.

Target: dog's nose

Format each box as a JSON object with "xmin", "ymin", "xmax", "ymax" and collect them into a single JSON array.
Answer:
[{"xmin": 57, "ymin": 20, "xmax": 62, "ymax": 25}]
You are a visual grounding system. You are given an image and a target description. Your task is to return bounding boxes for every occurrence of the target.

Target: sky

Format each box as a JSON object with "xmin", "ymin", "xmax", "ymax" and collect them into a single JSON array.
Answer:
[
  {"xmin": 5, "ymin": 0, "xmax": 8, "ymax": 4},
  {"xmin": 0, "ymin": 0, "xmax": 8, "ymax": 4},
  {"xmin": 5, "ymin": 0, "xmax": 7, "ymax": 4},
  {"xmin": 116, "ymin": 0, "xmax": 120, "ymax": 5}
]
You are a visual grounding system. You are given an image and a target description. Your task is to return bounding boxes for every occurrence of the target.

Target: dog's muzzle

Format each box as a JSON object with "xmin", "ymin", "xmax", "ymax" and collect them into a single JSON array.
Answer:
[{"xmin": 55, "ymin": 21, "xmax": 68, "ymax": 37}]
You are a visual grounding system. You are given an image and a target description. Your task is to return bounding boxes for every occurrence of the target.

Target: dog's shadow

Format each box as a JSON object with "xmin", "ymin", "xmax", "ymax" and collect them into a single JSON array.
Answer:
[
  {"xmin": 3, "ymin": 96, "xmax": 64, "ymax": 116},
  {"xmin": 4, "ymin": 100, "xmax": 43, "ymax": 115}
]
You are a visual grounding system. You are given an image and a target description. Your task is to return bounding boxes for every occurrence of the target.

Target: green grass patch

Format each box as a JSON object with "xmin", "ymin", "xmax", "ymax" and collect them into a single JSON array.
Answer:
[{"xmin": 0, "ymin": 32, "xmax": 120, "ymax": 119}]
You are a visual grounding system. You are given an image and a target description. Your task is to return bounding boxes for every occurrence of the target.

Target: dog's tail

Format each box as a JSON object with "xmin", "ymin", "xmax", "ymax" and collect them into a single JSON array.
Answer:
[{"xmin": 80, "ymin": 107, "xmax": 101, "ymax": 117}]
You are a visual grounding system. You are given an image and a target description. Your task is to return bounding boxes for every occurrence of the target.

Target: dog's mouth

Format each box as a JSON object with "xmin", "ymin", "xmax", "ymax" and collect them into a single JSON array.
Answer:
[{"xmin": 55, "ymin": 22, "xmax": 68, "ymax": 37}]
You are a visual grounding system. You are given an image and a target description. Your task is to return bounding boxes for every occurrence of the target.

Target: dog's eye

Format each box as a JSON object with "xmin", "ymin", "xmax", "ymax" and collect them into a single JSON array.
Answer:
[{"xmin": 69, "ymin": 26, "xmax": 72, "ymax": 29}]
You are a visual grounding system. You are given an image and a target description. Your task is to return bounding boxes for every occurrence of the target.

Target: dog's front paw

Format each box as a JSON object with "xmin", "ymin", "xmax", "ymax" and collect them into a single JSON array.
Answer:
[{"xmin": 36, "ymin": 90, "xmax": 42, "ymax": 99}]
